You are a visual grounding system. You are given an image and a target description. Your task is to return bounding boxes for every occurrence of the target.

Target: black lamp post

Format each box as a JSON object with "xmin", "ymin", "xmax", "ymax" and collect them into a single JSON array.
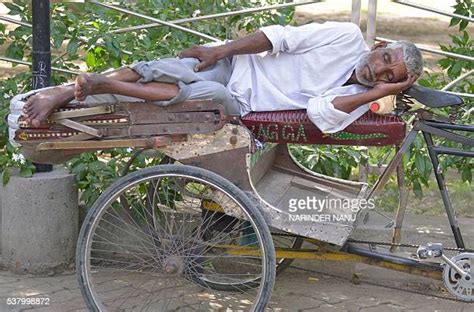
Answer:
[{"xmin": 32, "ymin": 0, "xmax": 52, "ymax": 172}]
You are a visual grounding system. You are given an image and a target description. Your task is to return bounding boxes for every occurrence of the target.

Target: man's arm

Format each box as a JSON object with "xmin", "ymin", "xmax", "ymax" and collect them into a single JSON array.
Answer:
[
  {"xmin": 178, "ymin": 31, "xmax": 272, "ymax": 72},
  {"xmin": 332, "ymin": 74, "xmax": 418, "ymax": 113}
]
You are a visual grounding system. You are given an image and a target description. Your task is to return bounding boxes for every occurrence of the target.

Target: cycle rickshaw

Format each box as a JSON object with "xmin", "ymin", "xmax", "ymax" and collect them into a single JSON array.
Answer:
[{"xmin": 9, "ymin": 84, "xmax": 473, "ymax": 310}]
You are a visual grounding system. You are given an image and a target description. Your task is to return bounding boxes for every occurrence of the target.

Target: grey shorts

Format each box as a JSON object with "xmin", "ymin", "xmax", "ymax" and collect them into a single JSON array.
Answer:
[{"xmin": 74, "ymin": 57, "xmax": 241, "ymax": 115}]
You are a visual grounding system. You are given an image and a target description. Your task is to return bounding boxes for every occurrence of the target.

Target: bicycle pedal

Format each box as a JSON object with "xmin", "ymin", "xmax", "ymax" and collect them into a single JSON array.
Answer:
[{"xmin": 417, "ymin": 242, "xmax": 443, "ymax": 259}]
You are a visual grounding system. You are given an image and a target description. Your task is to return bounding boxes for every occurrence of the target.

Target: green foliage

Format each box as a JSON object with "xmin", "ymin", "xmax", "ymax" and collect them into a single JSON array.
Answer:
[
  {"xmin": 291, "ymin": 0, "xmax": 473, "ymax": 198},
  {"xmin": 449, "ymin": 0, "xmax": 473, "ymax": 31},
  {"xmin": 438, "ymin": 31, "xmax": 473, "ymax": 79},
  {"xmin": 0, "ymin": 73, "xmax": 36, "ymax": 184},
  {"xmin": 289, "ymin": 145, "xmax": 367, "ymax": 180},
  {"xmin": 412, "ymin": 0, "xmax": 473, "ymax": 193},
  {"xmin": 66, "ymin": 149, "xmax": 166, "ymax": 208},
  {"xmin": 0, "ymin": 0, "xmax": 293, "ymax": 209}
]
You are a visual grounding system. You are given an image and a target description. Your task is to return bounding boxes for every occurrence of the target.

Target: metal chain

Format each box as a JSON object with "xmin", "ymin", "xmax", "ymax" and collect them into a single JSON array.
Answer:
[
  {"xmin": 346, "ymin": 238, "xmax": 474, "ymax": 252},
  {"xmin": 271, "ymin": 232, "xmax": 474, "ymax": 252}
]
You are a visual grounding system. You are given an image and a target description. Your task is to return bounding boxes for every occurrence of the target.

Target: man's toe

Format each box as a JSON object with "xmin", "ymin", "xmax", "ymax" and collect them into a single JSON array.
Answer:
[{"xmin": 31, "ymin": 119, "xmax": 41, "ymax": 128}]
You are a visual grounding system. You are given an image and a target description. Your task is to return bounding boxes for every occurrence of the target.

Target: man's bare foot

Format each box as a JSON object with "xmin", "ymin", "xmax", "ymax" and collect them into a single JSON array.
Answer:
[
  {"xmin": 74, "ymin": 73, "xmax": 109, "ymax": 102},
  {"xmin": 22, "ymin": 87, "xmax": 74, "ymax": 128}
]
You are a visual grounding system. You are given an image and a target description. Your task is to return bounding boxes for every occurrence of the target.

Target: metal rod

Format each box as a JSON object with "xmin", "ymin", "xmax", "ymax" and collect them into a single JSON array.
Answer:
[
  {"xmin": 442, "ymin": 91, "xmax": 474, "ymax": 98},
  {"xmin": 390, "ymin": 144, "xmax": 408, "ymax": 252},
  {"xmin": 441, "ymin": 254, "xmax": 468, "ymax": 278},
  {"xmin": 346, "ymin": 244, "xmax": 443, "ymax": 279},
  {"xmin": 424, "ymin": 121, "xmax": 474, "ymax": 132},
  {"xmin": 0, "ymin": 56, "xmax": 80, "ymax": 75},
  {"xmin": 442, "ymin": 69, "xmax": 474, "ymax": 91},
  {"xmin": 91, "ymin": 1, "xmax": 220, "ymax": 42},
  {"xmin": 376, "ymin": 37, "xmax": 474, "ymax": 62},
  {"xmin": 51, "ymin": 50, "xmax": 70, "ymax": 65},
  {"xmin": 393, "ymin": 0, "xmax": 474, "ymax": 23},
  {"xmin": 422, "ymin": 131, "xmax": 465, "ymax": 249},
  {"xmin": 351, "ymin": 0, "xmax": 361, "ymax": 27},
  {"xmin": 366, "ymin": 129, "xmax": 418, "ymax": 200},
  {"xmin": 111, "ymin": 0, "xmax": 322, "ymax": 34},
  {"xmin": 432, "ymin": 147, "xmax": 474, "ymax": 158},
  {"xmin": 415, "ymin": 121, "xmax": 474, "ymax": 146},
  {"xmin": 367, "ymin": 0, "xmax": 377, "ymax": 46},
  {"xmin": 0, "ymin": 15, "xmax": 32, "ymax": 28}
]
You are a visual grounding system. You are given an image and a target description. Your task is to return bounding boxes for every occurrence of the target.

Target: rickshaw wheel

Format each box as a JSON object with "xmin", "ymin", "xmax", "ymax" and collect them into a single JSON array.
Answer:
[{"xmin": 76, "ymin": 164, "xmax": 276, "ymax": 312}]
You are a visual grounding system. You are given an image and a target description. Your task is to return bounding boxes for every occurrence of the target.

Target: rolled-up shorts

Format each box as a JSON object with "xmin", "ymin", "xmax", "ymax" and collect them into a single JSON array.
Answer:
[
  {"xmin": 130, "ymin": 57, "xmax": 241, "ymax": 114},
  {"xmin": 78, "ymin": 57, "xmax": 241, "ymax": 115}
]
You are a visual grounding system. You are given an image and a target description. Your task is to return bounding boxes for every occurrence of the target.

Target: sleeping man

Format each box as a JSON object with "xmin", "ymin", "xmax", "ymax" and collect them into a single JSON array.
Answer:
[{"xmin": 22, "ymin": 21, "xmax": 422, "ymax": 133}]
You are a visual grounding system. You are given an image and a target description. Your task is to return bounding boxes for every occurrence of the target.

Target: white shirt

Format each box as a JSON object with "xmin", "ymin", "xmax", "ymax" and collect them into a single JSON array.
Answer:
[{"xmin": 226, "ymin": 22, "xmax": 371, "ymax": 133}]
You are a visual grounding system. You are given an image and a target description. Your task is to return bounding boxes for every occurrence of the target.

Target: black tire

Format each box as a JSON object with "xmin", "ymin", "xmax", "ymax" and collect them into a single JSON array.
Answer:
[{"xmin": 76, "ymin": 164, "xmax": 276, "ymax": 312}]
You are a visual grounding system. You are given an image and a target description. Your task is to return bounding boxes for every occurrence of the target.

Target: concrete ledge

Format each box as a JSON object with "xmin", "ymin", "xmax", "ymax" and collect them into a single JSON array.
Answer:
[{"xmin": 1, "ymin": 167, "xmax": 78, "ymax": 274}]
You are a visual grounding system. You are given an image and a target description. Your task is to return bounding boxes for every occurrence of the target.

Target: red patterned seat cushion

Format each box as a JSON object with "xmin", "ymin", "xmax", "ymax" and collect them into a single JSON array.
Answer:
[{"xmin": 241, "ymin": 110, "xmax": 406, "ymax": 146}]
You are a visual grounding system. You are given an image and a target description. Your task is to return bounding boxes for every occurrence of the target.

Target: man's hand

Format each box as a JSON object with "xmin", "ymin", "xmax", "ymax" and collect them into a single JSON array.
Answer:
[
  {"xmin": 332, "ymin": 74, "xmax": 419, "ymax": 113},
  {"xmin": 178, "ymin": 31, "xmax": 272, "ymax": 72},
  {"xmin": 372, "ymin": 74, "xmax": 418, "ymax": 97},
  {"xmin": 178, "ymin": 45, "xmax": 223, "ymax": 72}
]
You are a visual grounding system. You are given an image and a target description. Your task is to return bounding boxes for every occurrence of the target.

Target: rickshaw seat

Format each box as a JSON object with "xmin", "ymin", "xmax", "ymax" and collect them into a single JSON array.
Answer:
[{"xmin": 241, "ymin": 110, "xmax": 406, "ymax": 146}]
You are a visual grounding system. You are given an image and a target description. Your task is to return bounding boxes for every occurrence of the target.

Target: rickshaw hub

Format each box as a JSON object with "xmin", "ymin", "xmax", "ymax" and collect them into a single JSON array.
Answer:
[{"xmin": 163, "ymin": 256, "xmax": 184, "ymax": 275}]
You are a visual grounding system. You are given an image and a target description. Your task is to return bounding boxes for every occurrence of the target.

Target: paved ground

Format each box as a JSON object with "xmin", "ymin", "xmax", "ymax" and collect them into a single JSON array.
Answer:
[
  {"xmin": 0, "ymin": 212, "xmax": 473, "ymax": 311},
  {"xmin": 0, "ymin": 260, "xmax": 472, "ymax": 311}
]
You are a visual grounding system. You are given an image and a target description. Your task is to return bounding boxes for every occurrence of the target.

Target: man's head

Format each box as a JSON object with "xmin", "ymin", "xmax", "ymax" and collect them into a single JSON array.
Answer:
[{"xmin": 355, "ymin": 40, "xmax": 423, "ymax": 87}]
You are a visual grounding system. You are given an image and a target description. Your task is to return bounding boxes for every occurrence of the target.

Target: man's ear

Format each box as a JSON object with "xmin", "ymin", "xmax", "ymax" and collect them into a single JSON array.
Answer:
[{"xmin": 371, "ymin": 41, "xmax": 388, "ymax": 51}]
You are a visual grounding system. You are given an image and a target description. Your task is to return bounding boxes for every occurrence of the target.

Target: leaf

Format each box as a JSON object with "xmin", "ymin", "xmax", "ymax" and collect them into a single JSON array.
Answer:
[
  {"xmin": 412, "ymin": 180, "xmax": 423, "ymax": 198},
  {"xmin": 424, "ymin": 157, "xmax": 433, "ymax": 177},
  {"xmin": 53, "ymin": 33, "xmax": 65, "ymax": 50},
  {"xmin": 463, "ymin": 31, "xmax": 469, "ymax": 44},
  {"xmin": 449, "ymin": 61, "xmax": 463, "ymax": 77},
  {"xmin": 451, "ymin": 34, "xmax": 464, "ymax": 46},
  {"xmin": 437, "ymin": 59, "xmax": 452, "ymax": 69},
  {"xmin": 2, "ymin": 168, "xmax": 11, "ymax": 186},
  {"xmin": 449, "ymin": 17, "xmax": 460, "ymax": 27},
  {"xmin": 5, "ymin": 44, "xmax": 24, "ymax": 60},
  {"xmin": 415, "ymin": 154, "xmax": 426, "ymax": 175},
  {"xmin": 4, "ymin": 3, "xmax": 21, "ymax": 15},
  {"xmin": 67, "ymin": 38, "xmax": 79, "ymax": 56},
  {"xmin": 417, "ymin": 78, "xmax": 431, "ymax": 87},
  {"xmin": 461, "ymin": 168, "xmax": 472, "ymax": 183},
  {"xmin": 19, "ymin": 166, "xmax": 33, "ymax": 178},
  {"xmin": 459, "ymin": 20, "xmax": 469, "ymax": 31},
  {"xmin": 85, "ymin": 51, "xmax": 96, "ymax": 68},
  {"xmin": 439, "ymin": 44, "xmax": 449, "ymax": 52}
]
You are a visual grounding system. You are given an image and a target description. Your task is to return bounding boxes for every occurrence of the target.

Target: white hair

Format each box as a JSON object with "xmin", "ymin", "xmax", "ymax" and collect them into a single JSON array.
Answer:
[{"xmin": 387, "ymin": 40, "xmax": 423, "ymax": 77}]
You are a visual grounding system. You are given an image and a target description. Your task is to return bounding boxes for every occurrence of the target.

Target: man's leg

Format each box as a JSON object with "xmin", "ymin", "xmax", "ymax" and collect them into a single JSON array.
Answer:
[
  {"xmin": 23, "ymin": 67, "xmax": 141, "ymax": 127},
  {"xmin": 24, "ymin": 56, "xmax": 234, "ymax": 126},
  {"xmin": 74, "ymin": 74, "xmax": 178, "ymax": 102}
]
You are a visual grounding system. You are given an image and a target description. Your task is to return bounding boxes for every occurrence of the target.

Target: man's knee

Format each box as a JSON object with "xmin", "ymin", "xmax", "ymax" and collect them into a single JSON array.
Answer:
[
  {"xmin": 206, "ymin": 83, "xmax": 230, "ymax": 103},
  {"xmin": 188, "ymin": 82, "xmax": 239, "ymax": 115}
]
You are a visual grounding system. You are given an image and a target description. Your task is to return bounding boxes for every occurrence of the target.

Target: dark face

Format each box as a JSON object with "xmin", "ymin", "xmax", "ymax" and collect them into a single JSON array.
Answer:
[{"xmin": 355, "ymin": 46, "xmax": 408, "ymax": 86}]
